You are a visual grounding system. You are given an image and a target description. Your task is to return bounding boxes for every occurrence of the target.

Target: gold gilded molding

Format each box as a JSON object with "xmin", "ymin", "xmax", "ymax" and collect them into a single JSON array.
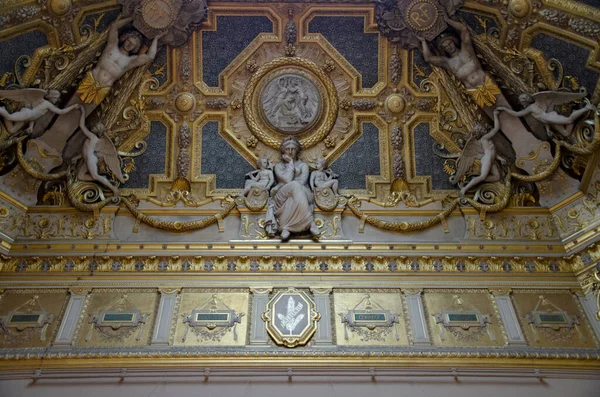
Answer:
[
  {"xmin": 158, "ymin": 287, "xmax": 181, "ymax": 295},
  {"xmin": 69, "ymin": 288, "xmax": 91, "ymax": 296}
]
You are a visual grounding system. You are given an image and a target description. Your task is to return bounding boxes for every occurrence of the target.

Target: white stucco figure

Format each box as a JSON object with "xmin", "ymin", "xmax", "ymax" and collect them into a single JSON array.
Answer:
[
  {"xmin": 77, "ymin": 108, "xmax": 125, "ymax": 195},
  {"xmin": 0, "ymin": 89, "xmax": 79, "ymax": 135},
  {"xmin": 451, "ymin": 113, "xmax": 506, "ymax": 196},
  {"xmin": 419, "ymin": 16, "xmax": 499, "ymax": 106},
  {"xmin": 243, "ymin": 157, "xmax": 274, "ymax": 196},
  {"xmin": 496, "ymin": 90, "xmax": 596, "ymax": 138},
  {"xmin": 265, "ymin": 136, "xmax": 319, "ymax": 241},
  {"xmin": 76, "ymin": 17, "xmax": 164, "ymax": 105},
  {"xmin": 310, "ymin": 157, "xmax": 339, "ymax": 195},
  {"xmin": 30, "ymin": 17, "xmax": 165, "ymax": 172}
]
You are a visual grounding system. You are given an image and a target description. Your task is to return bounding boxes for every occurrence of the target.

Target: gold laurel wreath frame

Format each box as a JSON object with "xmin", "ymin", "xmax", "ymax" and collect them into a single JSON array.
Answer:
[{"xmin": 243, "ymin": 57, "xmax": 339, "ymax": 150}]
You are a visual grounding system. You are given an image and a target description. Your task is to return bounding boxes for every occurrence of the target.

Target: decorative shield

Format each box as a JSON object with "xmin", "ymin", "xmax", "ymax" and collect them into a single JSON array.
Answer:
[
  {"xmin": 262, "ymin": 288, "xmax": 320, "ymax": 347},
  {"xmin": 376, "ymin": 0, "xmax": 464, "ymax": 48},
  {"xmin": 119, "ymin": 0, "xmax": 208, "ymax": 47}
]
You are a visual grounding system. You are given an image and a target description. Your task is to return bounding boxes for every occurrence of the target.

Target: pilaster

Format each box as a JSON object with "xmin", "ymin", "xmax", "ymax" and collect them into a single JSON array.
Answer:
[
  {"xmin": 250, "ymin": 287, "xmax": 272, "ymax": 345},
  {"xmin": 490, "ymin": 289, "xmax": 527, "ymax": 345},
  {"xmin": 403, "ymin": 289, "xmax": 430, "ymax": 345},
  {"xmin": 151, "ymin": 288, "xmax": 181, "ymax": 346},
  {"xmin": 311, "ymin": 287, "xmax": 333, "ymax": 345},
  {"xmin": 54, "ymin": 288, "xmax": 91, "ymax": 346}
]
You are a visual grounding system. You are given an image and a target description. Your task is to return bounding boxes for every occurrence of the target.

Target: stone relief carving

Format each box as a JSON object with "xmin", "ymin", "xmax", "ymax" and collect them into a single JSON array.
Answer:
[
  {"xmin": 261, "ymin": 74, "xmax": 321, "ymax": 133},
  {"xmin": 0, "ymin": 2, "xmax": 600, "ymax": 244},
  {"xmin": 310, "ymin": 157, "xmax": 339, "ymax": 195}
]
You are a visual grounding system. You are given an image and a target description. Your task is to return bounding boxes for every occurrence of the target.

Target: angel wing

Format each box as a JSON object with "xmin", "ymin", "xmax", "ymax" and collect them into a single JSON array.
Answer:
[
  {"xmin": 532, "ymin": 89, "xmax": 587, "ymax": 112},
  {"xmin": 0, "ymin": 88, "xmax": 47, "ymax": 106},
  {"xmin": 262, "ymin": 78, "xmax": 288, "ymax": 117},
  {"xmin": 449, "ymin": 137, "xmax": 483, "ymax": 184},
  {"xmin": 491, "ymin": 132, "xmax": 516, "ymax": 166},
  {"xmin": 95, "ymin": 136, "xmax": 124, "ymax": 183}
]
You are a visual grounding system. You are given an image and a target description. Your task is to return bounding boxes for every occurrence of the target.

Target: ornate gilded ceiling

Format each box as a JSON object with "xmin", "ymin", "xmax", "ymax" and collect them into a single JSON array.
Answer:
[
  {"xmin": 0, "ymin": 0, "xmax": 598, "ymax": 258},
  {"xmin": 1, "ymin": 0, "xmax": 600, "ymax": 375}
]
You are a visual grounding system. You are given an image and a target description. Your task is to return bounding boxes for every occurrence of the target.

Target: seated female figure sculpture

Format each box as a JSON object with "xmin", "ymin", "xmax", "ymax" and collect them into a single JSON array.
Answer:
[{"xmin": 265, "ymin": 136, "xmax": 320, "ymax": 241}]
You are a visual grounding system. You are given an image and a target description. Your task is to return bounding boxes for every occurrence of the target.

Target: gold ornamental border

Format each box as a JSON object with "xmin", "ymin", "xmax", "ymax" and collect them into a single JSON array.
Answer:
[
  {"xmin": 262, "ymin": 288, "xmax": 321, "ymax": 348},
  {"xmin": 243, "ymin": 57, "xmax": 339, "ymax": 150}
]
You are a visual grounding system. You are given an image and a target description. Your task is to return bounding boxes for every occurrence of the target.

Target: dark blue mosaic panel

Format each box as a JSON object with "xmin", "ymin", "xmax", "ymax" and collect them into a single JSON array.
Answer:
[
  {"xmin": 413, "ymin": 123, "xmax": 454, "ymax": 190},
  {"xmin": 149, "ymin": 45, "xmax": 168, "ymax": 88},
  {"xmin": 123, "ymin": 121, "xmax": 167, "ymax": 189},
  {"xmin": 80, "ymin": 9, "xmax": 120, "ymax": 32},
  {"xmin": 456, "ymin": 10, "xmax": 498, "ymax": 35},
  {"xmin": 575, "ymin": 0, "xmax": 599, "ymax": 8},
  {"xmin": 202, "ymin": 16, "xmax": 273, "ymax": 87},
  {"xmin": 201, "ymin": 121, "xmax": 254, "ymax": 189},
  {"xmin": 308, "ymin": 16, "xmax": 379, "ymax": 89},
  {"xmin": 412, "ymin": 50, "xmax": 431, "ymax": 87},
  {"xmin": 332, "ymin": 122, "xmax": 380, "ymax": 190},
  {"xmin": 0, "ymin": 30, "xmax": 47, "ymax": 80},
  {"xmin": 531, "ymin": 34, "xmax": 599, "ymax": 95}
]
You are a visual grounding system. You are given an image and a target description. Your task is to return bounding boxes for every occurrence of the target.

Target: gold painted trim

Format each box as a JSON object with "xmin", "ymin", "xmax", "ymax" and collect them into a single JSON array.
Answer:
[{"xmin": 0, "ymin": 357, "xmax": 598, "ymax": 370}]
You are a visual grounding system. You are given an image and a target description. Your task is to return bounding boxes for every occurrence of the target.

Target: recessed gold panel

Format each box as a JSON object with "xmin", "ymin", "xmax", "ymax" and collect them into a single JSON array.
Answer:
[
  {"xmin": 0, "ymin": 289, "xmax": 68, "ymax": 349},
  {"xmin": 423, "ymin": 289, "xmax": 505, "ymax": 347},
  {"xmin": 511, "ymin": 290, "xmax": 597, "ymax": 348},
  {"xmin": 173, "ymin": 289, "xmax": 249, "ymax": 346},
  {"xmin": 75, "ymin": 289, "xmax": 159, "ymax": 347},
  {"xmin": 333, "ymin": 290, "xmax": 408, "ymax": 346}
]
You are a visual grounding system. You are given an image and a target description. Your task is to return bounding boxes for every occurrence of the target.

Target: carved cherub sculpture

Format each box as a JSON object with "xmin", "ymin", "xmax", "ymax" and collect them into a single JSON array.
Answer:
[
  {"xmin": 450, "ymin": 114, "xmax": 506, "ymax": 196},
  {"xmin": 310, "ymin": 157, "xmax": 339, "ymax": 195},
  {"xmin": 243, "ymin": 157, "xmax": 274, "ymax": 196},
  {"xmin": 0, "ymin": 88, "xmax": 80, "ymax": 135},
  {"xmin": 76, "ymin": 109, "xmax": 124, "ymax": 195},
  {"xmin": 496, "ymin": 89, "xmax": 596, "ymax": 138}
]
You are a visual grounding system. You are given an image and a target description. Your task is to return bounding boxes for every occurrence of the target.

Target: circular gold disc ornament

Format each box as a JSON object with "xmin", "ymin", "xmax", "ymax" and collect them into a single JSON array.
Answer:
[{"xmin": 141, "ymin": 0, "xmax": 176, "ymax": 30}]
